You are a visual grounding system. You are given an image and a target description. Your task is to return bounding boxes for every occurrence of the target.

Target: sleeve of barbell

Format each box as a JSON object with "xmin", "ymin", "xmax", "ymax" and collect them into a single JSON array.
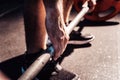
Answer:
[{"xmin": 18, "ymin": 3, "xmax": 89, "ymax": 80}]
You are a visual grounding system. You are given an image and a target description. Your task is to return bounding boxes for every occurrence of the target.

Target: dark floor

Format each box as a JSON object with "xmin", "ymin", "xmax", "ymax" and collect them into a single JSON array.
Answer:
[{"xmin": 0, "ymin": 8, "xmax": 120, "ymax": 80}]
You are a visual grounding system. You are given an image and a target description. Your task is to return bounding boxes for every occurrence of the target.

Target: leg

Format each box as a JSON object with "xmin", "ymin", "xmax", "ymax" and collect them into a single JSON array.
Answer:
[
  {"xmin": 43, "ymin": 0, "xmax": 69, "ymax": 60},
  {"xmin": 63, "ymin": 0, "xmax": 95, "ymax": 45},
  {"xmin": 63, "ymin": 0, "xmax": 74, "ymax": 25},
  {"xmin": 0, "ymin": 71, "xmax": 10, "ymax": 80},
  {"xmin": 24, "ymin": 0, "xmax": 48, "ymax": 54}
]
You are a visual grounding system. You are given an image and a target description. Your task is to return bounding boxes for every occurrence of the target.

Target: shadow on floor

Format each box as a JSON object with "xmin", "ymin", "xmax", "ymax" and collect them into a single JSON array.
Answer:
[
  {"xmin": 0, "ymin": 42, "xmax": 91, "ymax": 80},
  {"xmin": 75, "ymin": 19, "xmax": 120, "ymax": 33},
  {"xmin": 79, "ymin": 19, "xmax": 119, "ymax": 27}
]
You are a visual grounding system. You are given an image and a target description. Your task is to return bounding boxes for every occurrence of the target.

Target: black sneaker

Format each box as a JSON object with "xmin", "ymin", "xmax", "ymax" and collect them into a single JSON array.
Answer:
[
  {"xmin": 51, "ymin": 63, "xmax": 63, "ymax": 76},
  {"xmin": 22, "ymin": 50, "xmax": 45, "ymax": 69},
  {"xmin": 20, "ymin": 49, "xmax": 46, "ymax": 80},
  {"xmin": 72, "ymin": 74, "xmax": 81, "ymax": 80},
  {"xmin": 20, "ymin": 46, "xmax": 55, "ymax": 80},
  {"xmin": 69, "ymin": 30, "xmax": 95, "ymax": 45},
  {"xmin": 49, "ymin": 69, "xmax": 81, "ymax": 80},
  {"xmin": 21, "ymin": 42, "xmax": 54, "ymax": 72}
]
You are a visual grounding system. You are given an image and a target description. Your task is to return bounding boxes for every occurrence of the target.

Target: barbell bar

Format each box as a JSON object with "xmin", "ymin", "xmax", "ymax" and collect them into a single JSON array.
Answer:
[{"xmin": 18, "ymin": 1, "xmax": 89, "ymax": 80}]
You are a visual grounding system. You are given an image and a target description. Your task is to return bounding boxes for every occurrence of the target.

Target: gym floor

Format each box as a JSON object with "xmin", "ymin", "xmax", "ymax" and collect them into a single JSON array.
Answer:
[{"xmin": 0, "ymin": 8, "xmax": 120, "ymax": 80}]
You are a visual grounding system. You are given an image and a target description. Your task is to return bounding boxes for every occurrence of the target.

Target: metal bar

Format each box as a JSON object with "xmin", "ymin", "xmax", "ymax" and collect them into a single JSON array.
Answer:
[
  {"xmin": 66, "ymin": 5, "xmax": 89, "ymax": 34},
  {"xmin": 18, "ymin": 2, "xmax": 89, "ymax": 80},
  {"xmin": 18, "ymin": 53, "xmax": 51, "ymax": 80}
]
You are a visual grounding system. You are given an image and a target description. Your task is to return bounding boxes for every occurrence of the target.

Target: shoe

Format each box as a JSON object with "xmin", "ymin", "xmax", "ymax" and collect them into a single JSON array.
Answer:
[
  {"xmin": 50, "ymin": 69, "xmax": 81, "ymax": 80},
  {"xmin": 72, "ymin": 74, "xmax": 81, "ymax": 80},
  {"xmin": 51, "ymin": 63, "xmax": 63, "ymax": 76},
  {"xmin": 69, "ymin": 30, "xmax": 95, "ymax": 45},
  {"xmin": 21, "ymin": 49, "xmax": 60, "ymax": 79},
  {"xmin": 21, "ymin": 49, "xmax": 46, "ymax": 69},
  {"xmin": 20, "ymin": 50, "xmax": 46, "ymax": 80},
  {"xmin": 21, "ymin": 45, "xmax": 54, "ymax": 71}
]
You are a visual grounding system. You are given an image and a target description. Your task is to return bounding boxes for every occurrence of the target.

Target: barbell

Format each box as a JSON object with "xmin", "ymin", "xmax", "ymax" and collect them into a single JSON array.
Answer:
[
  {"xmin": 18, "ymin": 1, "xmax": 89, "ymax": 80},
  {"xmin": 74, "ymin": 0, "xmax": 120, "ymax": 21}
]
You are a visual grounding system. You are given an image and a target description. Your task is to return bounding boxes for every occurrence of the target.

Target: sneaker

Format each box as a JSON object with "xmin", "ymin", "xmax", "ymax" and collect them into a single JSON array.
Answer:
[
  {"xmin": 21, "ymin": 50, "xmax": 45, "ymax": 69},
  {"xmin": 72, "ymin": 74, "xmax": 81, "ymax": 80},
  {"xmin": 20, "ymin": 50, "xmax": 46, "ymax": 80},
  {"xmin": 51, "ymin": 63, "xmax": 63, "ymax": 76},
  {"xmin": 69, "ymin": 30, "xmax": 95, "ymax": 45},
  {"xmin": 21, "ymin": 45, "xmax": 54, "ymax": 72},
  {"xmin": 50, "ymin": 69, "xmax": 81, "ymax": 80}
]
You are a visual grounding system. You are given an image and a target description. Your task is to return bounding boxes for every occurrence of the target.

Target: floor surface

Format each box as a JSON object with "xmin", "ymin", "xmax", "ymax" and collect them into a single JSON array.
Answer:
[{"xmin": 0, "ymin": 9, "xmax": 120, "ymax": 80}]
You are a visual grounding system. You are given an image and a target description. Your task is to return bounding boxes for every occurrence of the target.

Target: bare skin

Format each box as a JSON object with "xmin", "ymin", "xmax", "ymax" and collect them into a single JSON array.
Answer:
[
  {"xmin": 24, "ymin": 0, "xmax": 48, "ymax": 53},
  {"xmin": 0, "ymin": 71, "xmax": 10, "ymax": 80},
  {"xmin": 63, "ymin": 0, "xmax": 74, "ymax": 25},
  {"xmin": 43, "ymin": 0, "xmax": 69, "ymax": 60},
  {"xmin": 24, "ymin": 0, "xmax": 97, "ymax": 60},
  {"xmin": 24, "ymin": 0, "xmax": 69, "ymax": 60}
]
